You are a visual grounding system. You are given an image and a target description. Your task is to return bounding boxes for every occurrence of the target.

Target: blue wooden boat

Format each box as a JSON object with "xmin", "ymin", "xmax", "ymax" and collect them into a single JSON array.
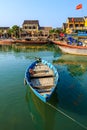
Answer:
[{"xmin": 24, "ymin": 58, "xmax": 59, "ymax": 102}]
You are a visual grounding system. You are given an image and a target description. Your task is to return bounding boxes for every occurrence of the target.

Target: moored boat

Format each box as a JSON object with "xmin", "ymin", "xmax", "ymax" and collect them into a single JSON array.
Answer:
[
  {"xmin": 53, "ymin": 41, "xmax": 87, "ymax": 56},
  {"xmin": 24, "ymin": 58, "xmax": 59, "ymax": 102},
  {"xmin": 15, "ymin": 39, "xmax": 48, "ymax": 45}
]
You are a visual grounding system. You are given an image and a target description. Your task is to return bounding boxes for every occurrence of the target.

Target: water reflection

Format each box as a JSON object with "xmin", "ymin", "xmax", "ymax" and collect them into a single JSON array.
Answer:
[
  {"xmin": 0, "ymin": 45, "xmax": 12, "ymax": 52},
  {"xmin": 25, "ymin": 84, "xmax": 87, "ymax": 130},
  {"xmin": 0, "ymin": 43, "xmax": 57, "ymax": 53},
  {"xmin": 53, "ymin": 54, "xmax": 87, "ymax": 127},
  {"xmin": 25, "ymin": 86, "xmax": 58, "ymax": 130},
  {"xmin": 54, "ymin": 54, "xmax": 87, "ymax": 76},
  {"xmin": 54, "ymin": 54, "xmax": 87, "ymax": 113},
  {"xmin": 56, "ymin": 68, "xmax": 87, "ymax": 114}
]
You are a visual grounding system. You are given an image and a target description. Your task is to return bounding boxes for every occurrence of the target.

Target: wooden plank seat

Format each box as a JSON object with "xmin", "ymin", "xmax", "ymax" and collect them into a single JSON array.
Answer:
[
  {"xmin": 33, "ymin": 64, "xmax": 51, "ymax": 73},
  {"xmin": 29, "ymin": 63, "xmax": 54, "ymax": 78},
  {"xmin": 31, "ymin": 77, "xmax": 54, "ymax": 89},
  {"xmin": 30, "ymin": 69, "xmax": 54, "ymax": 78},
  {"xmin": 32, "ymin": 84, "xmax": 54, "ymax": 89},
  {"xmin": 33, "ymin": 69, "xmax": 49, "ymax": 73},
  {"xmin": 30, "ymin": 73, "xmax": 54, "ymax": 78},
  {"xmin": 35, "ymin": 88, "xmax": 52, "ymax": 93}
]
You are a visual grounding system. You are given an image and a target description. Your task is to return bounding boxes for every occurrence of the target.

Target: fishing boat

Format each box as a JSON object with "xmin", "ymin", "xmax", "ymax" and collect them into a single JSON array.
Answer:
[
  {"xmin": 53, "ymin": 40, "xmax": 87, "ymax": 56},
  {"xmin": 24, "ymin": 58, "xmax": 59, "ymax": 102}
]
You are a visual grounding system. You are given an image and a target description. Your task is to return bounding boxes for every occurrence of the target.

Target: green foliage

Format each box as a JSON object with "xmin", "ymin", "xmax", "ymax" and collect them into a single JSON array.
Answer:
[
  {"xmin": 7, "ymin": 25, "xmax": 20, "ymax": 38},
  {"xmin": 11, "ymin": 25, "xmax": 20, "ymax": 38},
  {"xmin": 7, "ymin": 28, "xmax": 13, "ymax": 36},
  {"xmin": 49, "ymin": 29, "xmax": 55, "ymax": 34}
]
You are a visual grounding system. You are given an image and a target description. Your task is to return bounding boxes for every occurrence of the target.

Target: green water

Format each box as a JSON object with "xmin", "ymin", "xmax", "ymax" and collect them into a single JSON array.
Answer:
[{"xmin": 0, "ymin": 45, "xmax": 87, "ymax": 130}]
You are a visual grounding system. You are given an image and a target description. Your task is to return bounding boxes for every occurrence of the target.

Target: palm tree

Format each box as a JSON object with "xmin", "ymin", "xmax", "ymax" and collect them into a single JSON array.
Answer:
[
  {"xmin": 11, "ymin": 25, "xmax": 20, "ymax": 38},
  {"xmin": 7, "ymin": 28, "xmax": 13, "ymax": 38}
]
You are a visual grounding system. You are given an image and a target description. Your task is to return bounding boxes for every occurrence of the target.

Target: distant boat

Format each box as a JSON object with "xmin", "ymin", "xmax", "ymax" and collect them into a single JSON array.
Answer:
[
  {"xmin": 24, "ymin": 58, "xmax": 59, "ymax": 102},
  {"xmin": 53, "ymin": 40, "xmax": 87, "ymax": 56},
  {"xmin": 15, "ymin": 39, "xmax": 48, "ymax": 45}
]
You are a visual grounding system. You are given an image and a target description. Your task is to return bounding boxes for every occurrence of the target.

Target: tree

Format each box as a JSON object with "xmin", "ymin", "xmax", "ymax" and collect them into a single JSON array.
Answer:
[
  {"xmin": 11, "ymin": 25, "xmax": 20, "ymax": 38},
  {"xmin": 7, "ymin": 28, "xmax": 13, "ymax": 38}
]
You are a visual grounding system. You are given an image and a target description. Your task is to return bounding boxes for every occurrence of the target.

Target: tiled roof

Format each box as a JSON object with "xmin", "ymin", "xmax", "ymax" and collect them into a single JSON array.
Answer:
[
  {"xmin": 63, "ymin": 23, "xmax": 68, "ymax": 26},
  {"xmin": 68, "ymin": 17, "xmax": 84, "ymax": 22},
  {"xmin": 84, "ymin": 16, "xmax": 87, "ymax": 19},
  {"xmin": 23, "ymin": 20, "xmax": 39, "ymax": 25},
  {"xmin": 0, "ymin": 27, "xmax": 9, "ymax": 29},
  {"xmin": 40, "ymin": 27, "xmax": 52, "ymax": 30}
]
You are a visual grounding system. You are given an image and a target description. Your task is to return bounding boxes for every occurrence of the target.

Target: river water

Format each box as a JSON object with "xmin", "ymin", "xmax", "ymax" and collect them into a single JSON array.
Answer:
[{"xmin": 0, "ymin": 44, "xmax": 87, "ymax": 130}]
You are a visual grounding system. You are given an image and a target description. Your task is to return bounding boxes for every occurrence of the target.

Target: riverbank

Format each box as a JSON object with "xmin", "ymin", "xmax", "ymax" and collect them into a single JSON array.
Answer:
[
  {"xmin": 0, "ymin": 39, "xmax": 15, "ymax": 45},
  {"xmin": 0, "ymin": 39, "xmax": 49, "ymax": 45}
]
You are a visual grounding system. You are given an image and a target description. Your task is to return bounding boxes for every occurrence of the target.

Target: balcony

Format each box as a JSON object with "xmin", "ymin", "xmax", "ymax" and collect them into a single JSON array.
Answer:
[{"xmin": 75, "ymin": 27, "xmax": 87, "ymax": 30}]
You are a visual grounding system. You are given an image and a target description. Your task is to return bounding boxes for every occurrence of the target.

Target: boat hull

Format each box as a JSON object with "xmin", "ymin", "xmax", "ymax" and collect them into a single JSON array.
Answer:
[
  {"xmin": 29, "ymin": 84, "xmax": 55, "ymax": 102},
  {"xmin": 54, "ymin": 41, "xmax": 87, "ymax": 55}
]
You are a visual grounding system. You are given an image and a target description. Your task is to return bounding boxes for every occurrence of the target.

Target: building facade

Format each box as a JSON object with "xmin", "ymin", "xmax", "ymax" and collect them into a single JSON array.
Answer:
[
  {"xmin": 22, "ymin": 20, "xmax": 39, "ymax": 36},
  {"xmin": 39, "ymin": 27, "xmax": 52, "ymax": 36},
  {"xmin": 22, "ymin": 20, "xmax": 52, "ymax": 37},
  {"xmin": 63, "ymin": 16, "xmax": 87, "ymax": 34},
  {"xmin": 0, "ymin": 27, "xmax": 9, "ymax": 38}
]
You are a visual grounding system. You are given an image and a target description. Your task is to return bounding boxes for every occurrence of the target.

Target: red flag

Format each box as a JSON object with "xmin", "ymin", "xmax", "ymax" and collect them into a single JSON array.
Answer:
[{"xmin": 76, "ymin": 4, "xmax": 82, "ymax": 10}]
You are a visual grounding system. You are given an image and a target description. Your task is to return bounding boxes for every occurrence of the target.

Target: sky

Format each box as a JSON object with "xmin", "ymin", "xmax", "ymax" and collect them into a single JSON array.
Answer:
[{"xmin": 0, "ymin": 0, "xmax": 87, "ymax": 28}]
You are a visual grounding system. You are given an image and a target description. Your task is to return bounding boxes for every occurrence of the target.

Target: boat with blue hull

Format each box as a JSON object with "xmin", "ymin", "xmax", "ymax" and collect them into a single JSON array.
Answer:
[{"xmin": 24, "ymin": 58, "xmax": 59, "ymax": 102}]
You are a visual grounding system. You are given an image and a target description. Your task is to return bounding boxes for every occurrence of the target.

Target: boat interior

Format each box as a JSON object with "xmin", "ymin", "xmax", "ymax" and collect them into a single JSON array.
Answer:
[{"xmin": 29, "ymin": 63, "xmax": 55, "ymax": 95}]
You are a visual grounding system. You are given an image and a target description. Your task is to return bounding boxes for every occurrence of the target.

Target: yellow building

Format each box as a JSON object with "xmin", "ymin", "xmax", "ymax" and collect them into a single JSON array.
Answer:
[
  {"xmin": 63, "ymin": 16, "xmax": 87, "ymax": 34},
  {"xmin": 84, "ymin": 17, "xmax": 87, "ymax": 27}
]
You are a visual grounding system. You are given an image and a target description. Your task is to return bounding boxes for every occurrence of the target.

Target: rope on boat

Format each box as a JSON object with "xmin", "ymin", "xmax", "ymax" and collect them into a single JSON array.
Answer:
[{"xmin": 46, "ymin": 102, "xmax": 87, "ymax": 130}]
